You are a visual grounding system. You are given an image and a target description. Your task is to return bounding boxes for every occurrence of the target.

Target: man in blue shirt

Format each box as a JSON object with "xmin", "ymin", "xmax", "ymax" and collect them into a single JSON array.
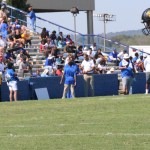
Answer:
[
  {"xmin": 119, "ymin": 54, "xmax": 135, "ymax": 95},
  {"xmin": 28, "ymin": 6, "xmax": 36, "ymax": 32},
  {"xmin": 108, "ymin": 48, "xmax": 119, "ymax": 65},
  {"xmin": 60, "ymin": 60, "xmax": 77, "ymax": 99}
]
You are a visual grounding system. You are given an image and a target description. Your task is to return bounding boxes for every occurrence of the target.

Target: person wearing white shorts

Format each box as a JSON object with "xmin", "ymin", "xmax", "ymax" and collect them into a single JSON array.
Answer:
[
  {"xmin": 7, "ymin": 81, "xmax": 18, "ymax": 91},
  {"xmin": 5, "ymin": 63, "xmax": 18, "ymax": 102}
]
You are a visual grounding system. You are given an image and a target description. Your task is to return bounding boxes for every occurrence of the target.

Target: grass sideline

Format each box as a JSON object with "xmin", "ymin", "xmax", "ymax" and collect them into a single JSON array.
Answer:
[{"xmin": 0, "ymin": 95, "xmax": 150, "ymax": 150}]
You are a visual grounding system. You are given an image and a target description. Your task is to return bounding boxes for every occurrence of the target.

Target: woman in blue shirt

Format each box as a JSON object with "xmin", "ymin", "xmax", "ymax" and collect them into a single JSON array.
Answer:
[{"xmin": 60, "ymin": 60, "xmax": 77, "ymax": 99}]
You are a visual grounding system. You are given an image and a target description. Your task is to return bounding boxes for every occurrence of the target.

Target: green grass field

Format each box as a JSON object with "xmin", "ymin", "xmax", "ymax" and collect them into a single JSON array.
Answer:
[{"xmin": 0, "ymin": 95, "xmax": 150, "ymax": 150}]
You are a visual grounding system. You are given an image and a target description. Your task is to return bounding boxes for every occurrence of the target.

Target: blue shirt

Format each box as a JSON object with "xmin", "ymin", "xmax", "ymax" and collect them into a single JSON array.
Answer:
[
  {"xmin": 45, "ymin": 58, "xmax": 55, "ymax": 66},
  {"xmin": 108, "ymin": 51, "xmax": 118, "ymax": 62},
  {"xmin": 6, "ymin": 69, "xmax": 18, "ymax": 81},
  {"xmin": 119, "ymin": 61, "xmax": 134, "ymax": 78},
  {"xmin": 64, "ymin": 64, "xmax": 76, "ymax": 84},
  {"xmin": 1, "ymin": 22, "xmax": 8, "ymax": 39},
  {"xmin": 28, "ymin": 11, "xmax": 36, "ymax": 21}
]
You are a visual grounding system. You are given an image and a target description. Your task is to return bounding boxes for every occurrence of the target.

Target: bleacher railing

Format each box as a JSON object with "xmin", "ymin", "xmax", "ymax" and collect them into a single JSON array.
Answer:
[{"xmin": 6, "ymin": 4, "xmax": 150, "ymax": 55}]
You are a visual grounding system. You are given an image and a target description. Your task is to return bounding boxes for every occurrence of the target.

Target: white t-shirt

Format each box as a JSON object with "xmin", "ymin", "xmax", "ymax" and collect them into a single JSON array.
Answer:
[
  {"xmin": 144, "ymin": 56, "xmax": 150, "ymax": 72},
  {"xmin": 81, "ymin": 59, "xmax": 95, "ymax": 73}
]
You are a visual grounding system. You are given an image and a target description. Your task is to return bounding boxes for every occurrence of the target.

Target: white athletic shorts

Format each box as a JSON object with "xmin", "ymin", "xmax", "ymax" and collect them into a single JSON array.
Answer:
[{"xmin": 7, "ymin": 81, "xmax": 18, "ymax": 91}]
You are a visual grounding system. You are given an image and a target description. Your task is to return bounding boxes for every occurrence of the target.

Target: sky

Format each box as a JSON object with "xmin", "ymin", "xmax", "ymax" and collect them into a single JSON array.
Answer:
[{"xmin": 36, "ymin": 0, "xmax": 150, "ymax": 35}]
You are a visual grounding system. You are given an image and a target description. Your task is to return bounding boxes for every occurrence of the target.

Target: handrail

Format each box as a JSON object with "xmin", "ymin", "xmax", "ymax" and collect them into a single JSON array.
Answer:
[
  {"xmin": 6, "ymin": 4, "xmax": 150, "ymax": 55},
  {"xmin": 7, "ymin": 4, "xmax": 83, "ymax": 36}
]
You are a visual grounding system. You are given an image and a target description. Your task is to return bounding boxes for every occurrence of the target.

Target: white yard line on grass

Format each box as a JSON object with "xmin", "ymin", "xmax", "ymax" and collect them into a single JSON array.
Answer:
[{"xmin": 1, "ymin": 132, "xmax": 150, "ymax": 138}]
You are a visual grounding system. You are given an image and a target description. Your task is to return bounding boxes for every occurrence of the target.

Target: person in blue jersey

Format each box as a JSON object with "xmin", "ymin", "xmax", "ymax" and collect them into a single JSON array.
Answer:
[
  {"xmin": 60, "ymin": 59, "xmax": 77, "ymax": 99},
  {"xmin": 119, "ymin": 54, "xmax": 135, "ymax": 95},
  {"xmin": 0, "ymin": 16, "xmax": 8, "ymax": 39},
  {"xmin": 5, "ymin": 63, "xmax": 19, "ymax": 102},
  {"xmin": 28, "ymin": 6, "xmax": 36, "ymax": 32},
  {"xmin": 108, "ymin": 48, "xmax": 119, "ymax": 66}
]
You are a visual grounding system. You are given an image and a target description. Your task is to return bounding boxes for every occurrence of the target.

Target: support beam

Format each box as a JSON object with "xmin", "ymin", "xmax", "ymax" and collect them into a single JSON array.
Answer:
[{"xmin": 87, "ymin": 10, "xmax": 94, "ymax": 45}]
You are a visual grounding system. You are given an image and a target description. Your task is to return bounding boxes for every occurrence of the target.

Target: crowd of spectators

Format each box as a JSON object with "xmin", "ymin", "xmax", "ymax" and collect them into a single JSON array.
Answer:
[{"xmin": 0, "ymin": 3, "xmax": 34, "ymax": 80}]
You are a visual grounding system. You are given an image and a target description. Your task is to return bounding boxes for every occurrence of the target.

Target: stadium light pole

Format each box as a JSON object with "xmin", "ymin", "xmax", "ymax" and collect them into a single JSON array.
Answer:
[
  {"xmin": 93, "ymin": 13, "xmax": 116, "ymax": 52},
  {"xmin": 70, "ymin": 7, "xmax": 79, "ymax": 44}
]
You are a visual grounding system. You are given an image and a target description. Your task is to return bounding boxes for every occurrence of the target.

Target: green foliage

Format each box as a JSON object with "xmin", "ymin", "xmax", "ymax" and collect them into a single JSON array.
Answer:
[
  {"xmin": 0, "ymin": 0, "xmax": 28, "ymax": 11},
  {"xmin": 0, "ymin": 95, "xmax": 150, "ymax": 150}
]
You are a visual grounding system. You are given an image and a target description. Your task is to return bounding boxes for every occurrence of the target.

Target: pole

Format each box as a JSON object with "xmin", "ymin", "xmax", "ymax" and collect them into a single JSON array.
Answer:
[
  {"xmin": 104, "ymin": 14, "xmax": 106, "ymax": 52},
  {"xmin": 74, "ymin": 14, "xmax": 77, "ymax": 44}
]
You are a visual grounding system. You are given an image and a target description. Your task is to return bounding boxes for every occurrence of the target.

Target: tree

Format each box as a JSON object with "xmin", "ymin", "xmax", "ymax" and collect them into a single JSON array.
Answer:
[{"xmin": 0, "ymin": 0, "xmax": 28, "ymax": 11}]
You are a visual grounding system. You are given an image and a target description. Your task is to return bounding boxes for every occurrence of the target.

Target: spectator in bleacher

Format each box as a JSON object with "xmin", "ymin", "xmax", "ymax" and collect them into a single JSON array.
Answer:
[
  {"xmin": 87, "ymin": 48, "xmax": 94, "ymax": 60},
  {"xmin": 117, "ymin": 49, "xmax": 128, "ymax": 61},
  {"xmin": 16, "ymin": 42, "xmax": 30, "ymax": 58},
  {"xmin": 44, "ymin": 54, "xmax": 56, "ymax": 74},
  {"xmin": 21, "ymin": 30, "xmax": 32, "ymax": 48},
  {"xmin": 60, "ymin": 59, "xmax": 77, "ymax": 99},
  {"xmin": 64, "ymin": 41, "xmax": 76, "ymax": 53},
  {"xmin": 66, "ymin": 34, "xmax": 73, "ymax": 43},
  {"xmin": 0, "ymin": 53, "xmax": 5, "ymax": 72},
  {"xmin": 12, "ymin": 18, "xmax": 20, "ymax": 26},
  {"xmin": 97, "ymin": 58, "xmax": 107, "ymax": 74},
  {"xmin": 57, "ymin": 31, "xmax": 64, "ymax": 42},
  {"xmin": 0, "ymin": 46, "xmax": 4, "ymax": 61},
  {"xmin": 13, "ymin": 29, "xmax": 25, "ymax": 45},
  {"xmin": 65, "ymin": 53, "xmax": 72, "ymax": 65},
  {"xmin": 5, "ymin": 62, "xmax": 18, "ymax": 102},
  {"xmin": 41, "ymin": 68, "xmax": 49, "ymax": 77},
  {"xmin": 144, "ymin": 55, "xmax": 150, "ymax": 94},
  {"xmin": 56, "ymin": 65, "xmax": 63, "ymax": 76},
  {"xmin": 31, "ymin": 69, "xmax": 41, "ymax": 77},
  {"xmin": 81, "ymin": 54, "xmax": 95, "ymax": 97},
  {"xmin": 57, "ymin": 36, "xmax": 64, "ymax": 49},
  {"xmin": 0, "ymin": 16, "xmax": 8, "ymax": 39},
  {"xmin": 45, "ymin": 38, "xmax": 55, "ymax": 50},
  {"xmin": 107, "ymin": 67, "xmax": 115, "ymax": 74},
  {"xmin": 49, "ymin": 30, "xmax": 57, "ymax": 44},
  {"xmin": 0, "ymin": 4, "xmax": 8, "ymax": 21},
  {"xmin": 135, "ymin": 55, "xmax": 145, "ymax": 72},
  {"xmin": 0, "ymin": 32, "xmax": 6, "ymax": 48},
  {"xmin": 5, "ymin": 49, "xmax": 16, "ymax": 63},
  {"xmin": 119, "ymin": 54, "xmax": 135, "ymax": 95},
  {"xmin": 95, "ymin": 53, "xmax": 105, "ymax": 65},
  {"xmin": 90, "ymin": 42, "xmax": 97, "ymax": 51},
  {"xmin": 94, "ymin": 48, "xmax": 103, "ymax": 59},
  {"xmin": 28, "ymin": 6, "xmax": 36, "ymax": 32},
  {"xmin": 108, "ymin": 48, "xmax": 119, "ymax": 66},
  {"xmin": 76, "ymin": 45, "xmax": 84, "ymax": 60},
  {"xmin": 15, "ymin": 50, "xmax": 25, "ymax": 66},
  {"xmin": 132, "ymin": 52, "xmax": 139, "ymax": 63},
  {"xmin": 18, "ymin": 56, "xmax": 32, "ymax": 78},
  {"xmin": 7, "ymin": 36, "xmax": 15, "ymax": 49},
  {"xmin": 40, "ymin": 27, "xmax": 49, "ymax": 43},
  {"xmin": 39, "ymin": 39, "xmax": 46, "ymax": 53}
]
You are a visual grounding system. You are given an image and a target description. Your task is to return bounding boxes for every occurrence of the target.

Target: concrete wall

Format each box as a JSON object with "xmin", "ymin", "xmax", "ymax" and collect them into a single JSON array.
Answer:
[{"xmin": 27, "ymin": 0, "xmax": 95, "ymax": 12}]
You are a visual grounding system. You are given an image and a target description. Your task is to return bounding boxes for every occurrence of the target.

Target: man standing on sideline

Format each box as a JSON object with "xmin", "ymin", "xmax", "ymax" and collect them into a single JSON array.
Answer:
[
  {"xmin": 144, "ymin": 54, "xmax": 150, "ymax": 94},
  {"xmin": 28, "ymin": 6, "xmax": 36, "ymax": 32},
  {"xmin": 81, "ymin": 54, "xmax": 95, "ymax": 97},
  {"xmin": 119, "ymin": 54, "xmax": 135, "ymax": 95},
  {"xmin": 5, "ymin": 63, "xmax": 19, "ymax": 102}
]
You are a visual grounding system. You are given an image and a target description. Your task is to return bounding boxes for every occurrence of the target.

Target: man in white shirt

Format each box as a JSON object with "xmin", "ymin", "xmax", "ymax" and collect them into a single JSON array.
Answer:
[
  {"xmin": 81, "ymin": 54, "xmax": 95, "ymax": 97},
  {"xmin": 144, "ymin": 55, "xmax": 150, "ymax": 94}
]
